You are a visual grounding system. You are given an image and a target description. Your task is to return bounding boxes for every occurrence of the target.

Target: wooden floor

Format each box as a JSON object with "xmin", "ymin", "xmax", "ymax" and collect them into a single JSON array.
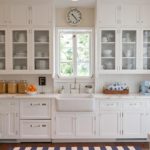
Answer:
[{"xmin": 0, "ymin": 142, "xmax": 149, "ymax": 150}]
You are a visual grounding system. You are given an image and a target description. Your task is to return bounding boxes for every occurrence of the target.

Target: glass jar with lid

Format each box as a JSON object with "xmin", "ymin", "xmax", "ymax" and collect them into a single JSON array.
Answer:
[
  {"xmin": 18, "ymin": 80, "xmax": 28, "ymax": 94},
  {"xmin": 0, "ymin": 80, "xmax": 6, "ymax": 94},
  {"xmin": 8, "ymin": 80, "xmax": 17, "ymax": 94}
]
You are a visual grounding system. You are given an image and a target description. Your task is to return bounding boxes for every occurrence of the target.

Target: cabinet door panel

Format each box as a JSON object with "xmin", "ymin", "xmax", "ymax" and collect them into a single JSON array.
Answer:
[
  {"xmin": 100, "ymin": 4, "xmax": 117, "ymax": 27},
  {"xmin": 0, "ymin": 113, "xmax": 4, "ymax": 138},
  {"xmin": 31, "ymin": 4, "xmax": 51, "ymax": 26},
  {"xmin": 76, "ymin": 114, "xmax": 95, "ymax": 137},
  {"xmin": 121, "ymin": 4, "xmax": 139, "ymax": 26},
  {"xmin": 10, "ymin": 4, "xmax": 29, "ymax": 26},
  {"xmin": 0, "ymin": 4, "xmax": 6, "ymax": 25},
  {"xmin": 122, "ymin": 112, "xmax": 142, "ymax": 138},
  {"xmin": 99, "ymin": 112, "xmax": 119, "ymax": 138},
  {"xmin": 55, "ymin": 114, "xmax": 75, "ymax": 137},
  {"xmin": 141, "ymin": 5, "xmax": 150, "ymax": 27}
]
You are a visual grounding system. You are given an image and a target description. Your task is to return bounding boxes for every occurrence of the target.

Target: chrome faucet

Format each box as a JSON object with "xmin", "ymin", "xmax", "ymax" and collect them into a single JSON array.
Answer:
[{"xmin": 70, "ymin": 78, "xmax": 80, "ymax": 93}]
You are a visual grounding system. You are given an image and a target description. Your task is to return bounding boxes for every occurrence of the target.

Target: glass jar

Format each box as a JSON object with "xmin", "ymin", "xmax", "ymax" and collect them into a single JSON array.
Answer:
[
  {"xmin": 18, "ymin": 80, "xmax": 28, "ymax": 94},
  {"xmin": 0, "ymin": 80, "xmax": 6, "ymax": 94},
  {"xmin": 8, "ymin": 80, "xmax": 17, "ymax": 94}
]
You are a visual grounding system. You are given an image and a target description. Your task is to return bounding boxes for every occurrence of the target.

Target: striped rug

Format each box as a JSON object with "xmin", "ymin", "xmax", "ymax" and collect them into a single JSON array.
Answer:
[{"xmin": 11, "ymin": 146, "xmax": 141, "ymax": 150}]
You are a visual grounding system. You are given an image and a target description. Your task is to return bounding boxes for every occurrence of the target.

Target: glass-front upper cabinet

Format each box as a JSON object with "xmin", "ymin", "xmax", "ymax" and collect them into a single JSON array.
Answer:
[
  {"xmin": 100, "ymin": 30, "xmax": 116, "ymax": 70},
  {"xmin": 143, "ymin": 30, "xmax": 150, "ymax": 70},
  {"xmin": 12, "ymin": 30, "xmax": 28, "ymax": 70},
  {"xmin": 122, "ymin": 30, "xmax": 137, "ymax": 70},
  {"xmin": 34, "ymin": 30, "xmax": 50, "ymax": 70},
  {"xmin": 0, "ymin": 30, "xmax": 5, "ymax": 70}
]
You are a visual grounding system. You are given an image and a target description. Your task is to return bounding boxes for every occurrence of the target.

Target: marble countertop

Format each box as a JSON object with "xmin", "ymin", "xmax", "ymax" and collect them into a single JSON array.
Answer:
[{"xmin": 0, "ymin": 93, "xmax": 150, "ymax": 99}]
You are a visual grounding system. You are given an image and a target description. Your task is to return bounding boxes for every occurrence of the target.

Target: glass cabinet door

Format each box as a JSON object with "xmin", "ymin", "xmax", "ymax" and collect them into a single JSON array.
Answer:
[
  {"xmin": 143, "ymin": 30, "xmax": 150, "ymax": 70},
  {"xmin": 122, "ymin": 30, "xmax": 137, "ymax": 70},
  {"xmin": 34, "ymin": 30, "xmax": 50, "ymax": 70},
  {"xmin": 101, "ymin": 30, "xmax": 116, "ymax": 70},
  {"xmin": 12, "ymin": 30, "xmax": 27, "ymax": 70},
  {"xmin": 0, "ymin": 30, "xmax": 5, "ymax": 70}
]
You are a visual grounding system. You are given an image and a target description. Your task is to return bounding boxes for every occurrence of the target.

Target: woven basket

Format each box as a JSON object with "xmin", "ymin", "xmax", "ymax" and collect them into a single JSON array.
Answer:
[{"xmin": 103, "ymin": 89, "xmax": 129, "ymax": 94}]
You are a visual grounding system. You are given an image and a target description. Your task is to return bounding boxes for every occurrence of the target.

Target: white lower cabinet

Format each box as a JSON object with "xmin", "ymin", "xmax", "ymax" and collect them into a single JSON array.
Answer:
[
  {"xmin": 20, "ymin": 120, "xmax": 51, "ymax": 139},
  {"xmin": 99, "ymin": 111, "xmax": 120, "ymax": 138},
  {"xmin": 98, "ymin": 100, "xmax": 145, "ymax": 139},
  {"xmin": 20, "ymin": 98, "xmax": 51, "ymax": 140},
  {"xmin": 54, "ymin": 113, "xmax": 96, "ymax": 139},
  {"xmin": 0, "ymin": 100, "xmax": 19, "ymax": 139}
]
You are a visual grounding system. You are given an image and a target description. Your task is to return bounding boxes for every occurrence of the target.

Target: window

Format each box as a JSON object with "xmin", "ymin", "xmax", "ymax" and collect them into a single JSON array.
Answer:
[{"xmin": 58, "ymin": 29, "xmax": 93, "ymax": 77}]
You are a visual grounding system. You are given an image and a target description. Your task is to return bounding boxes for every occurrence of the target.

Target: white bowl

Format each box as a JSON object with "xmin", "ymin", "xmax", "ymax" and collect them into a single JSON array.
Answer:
[{"xmin": 103, "ymin": 50, "xmax": 112, "ymax": 57}]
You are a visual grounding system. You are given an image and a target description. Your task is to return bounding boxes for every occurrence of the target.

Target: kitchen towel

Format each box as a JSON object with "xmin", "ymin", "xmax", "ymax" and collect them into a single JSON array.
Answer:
[{"xmin": 11, "ymin": 146, "xmax": 141, "ymax": 150}]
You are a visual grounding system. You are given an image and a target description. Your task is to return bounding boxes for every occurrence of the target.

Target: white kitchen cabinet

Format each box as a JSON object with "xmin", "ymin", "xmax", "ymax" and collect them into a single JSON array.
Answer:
[
  {"xmin": 76, "ymin": 114, "xmax": 96, "ymax": 137},
  {"xmin": 122, "ymin": 112, "xmax": 143, "ymax": 138},
  {"xmin": 55, "ymin": 113, "xmax": 75, "ymax": 138},
  {"xmin": 20, "ymin": 99, "xmax": 51, "ymax": 119},
  {"xmin": 31, "ymin": 4, "xmax": 51, "ymax": 26},
  {"xmin": 99, "ymin": 111, "xmax": 120, "ymax": 138},
  {"xmin": 20, "ymin": 120, "xmax": 51, "ymax": 139},
  {"xmin": 54, "ymin": 113, "xmax": 96, "ymax": 138},
  {"xmin": 0, "ymin": 4, "xmax": 7, "ymax": 26},
  {"xmin": 121, "ymin": 4, "xmax": 139, "ymax": 27},
  {"xmin": 99, "ymin": 29, "xmax": 138, "ymax": 73},
  {"xmin": 9, "ymin": 4, "xmax": 29, "ymax": 26},
  {"xmin": 0, "ymin": 100, "xmax": 19, "ymax": 139},
  {"xmin": 98, "ymin": 3, "xmax": 119, "ymax": 27},
  {"xmin": 140, "ymin": 5, "xmax": 150, "ymax": 27}
]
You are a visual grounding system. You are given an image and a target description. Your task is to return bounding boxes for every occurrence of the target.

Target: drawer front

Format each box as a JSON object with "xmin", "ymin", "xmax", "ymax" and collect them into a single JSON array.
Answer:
[
  {"xmin": 20, "ymin": 120, "xmax": 51, "ymax": 139},
  {"xmin": 123, "ymin": 101, "xmax": 144, "ymax": 111},
  {"xmin": 100, "ymin": 101, "xmax": 120, "ymax": 111},
  {"xmin": 20, "ymin": 99, "xmax": 51, "ymax": 119}
]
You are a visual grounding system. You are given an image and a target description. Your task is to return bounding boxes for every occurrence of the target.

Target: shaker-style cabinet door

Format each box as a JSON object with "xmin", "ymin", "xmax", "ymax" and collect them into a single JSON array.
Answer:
[
  {"xmin": 140, "ymin": 5, "xmax": 150, "ymax": 27},
  {"xmin": 9, "ymin": 4, "xmax": 29, "ymax": 26},
  {"xmin": 75, "ymin": 114, "xmax": 96, "ymax": 137},
  {"xmin": 99, "ymin": 111, "xmax": 120, "ymax": 138},
  {"xmin": 31, "ymin": 4, "xmax": 51, "ymax": 26},
  {"xmin": 54, "ymin": 114, "xmax": 75, "ymax": 138},
  {"xmin": 99, "ymin": 3, "xmax": 117, "ymax": 27},
  {"xmin": 121, "ymin": 4, "xmax": 139, "ymax": 27}
]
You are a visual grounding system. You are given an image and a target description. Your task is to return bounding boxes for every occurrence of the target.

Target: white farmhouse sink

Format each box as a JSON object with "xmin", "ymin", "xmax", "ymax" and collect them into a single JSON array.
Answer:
[{"xmin": 56, "ymin": 94, "xmax": 95, "ymax": 112}]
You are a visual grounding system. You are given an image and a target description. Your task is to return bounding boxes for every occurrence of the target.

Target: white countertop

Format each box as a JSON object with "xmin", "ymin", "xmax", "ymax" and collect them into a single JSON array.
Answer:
[{"xmin": 0, "ymin": 93, "xmax": 150, "ymax": 99}]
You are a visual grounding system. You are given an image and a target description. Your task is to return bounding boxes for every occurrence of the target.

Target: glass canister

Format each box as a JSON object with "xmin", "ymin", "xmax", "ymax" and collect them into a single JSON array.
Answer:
[
  {"xmin": 0, "ymin": 80, "xmax": 6, "ymax": 94},
  {"xmin": 8, "ymin": 80, "xmax": 17, "ymax": 94},
  {"xmin": 18, "ymin": 80, "xmax": 28, "ymax": 94}
]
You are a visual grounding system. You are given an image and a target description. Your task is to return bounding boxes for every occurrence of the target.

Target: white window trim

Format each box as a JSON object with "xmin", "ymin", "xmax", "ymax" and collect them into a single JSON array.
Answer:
[{"xmin": 55, "ymin": 27, "xmax": 94, "ymax": 79}]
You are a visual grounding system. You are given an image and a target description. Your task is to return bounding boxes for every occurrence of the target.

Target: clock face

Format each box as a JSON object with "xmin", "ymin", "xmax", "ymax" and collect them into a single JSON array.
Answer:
[{"xmin": 67, "ymin": 8, "xmax": 82, "ymax": 25}]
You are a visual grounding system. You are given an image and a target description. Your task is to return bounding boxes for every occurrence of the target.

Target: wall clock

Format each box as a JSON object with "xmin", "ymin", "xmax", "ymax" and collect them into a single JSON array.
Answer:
[{"xmin": 66, "ymin": 8, "xmax": 82, "ymax": 25}]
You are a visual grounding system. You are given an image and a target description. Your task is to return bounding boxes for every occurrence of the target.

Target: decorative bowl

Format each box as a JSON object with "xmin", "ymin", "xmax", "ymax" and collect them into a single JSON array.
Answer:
[
  {"xmin": 27, "ymin": 91, "xmax": 37, "ymax": 95},
  {"xmin": 103, "ymin": 49, "xmax": 112, "ymax": 57}
]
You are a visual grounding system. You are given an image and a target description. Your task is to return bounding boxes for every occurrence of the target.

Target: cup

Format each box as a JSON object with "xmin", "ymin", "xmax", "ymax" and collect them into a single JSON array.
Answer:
[{"xmin": 102, "ymin": 37, "xmax": 108, "ymax": 42}]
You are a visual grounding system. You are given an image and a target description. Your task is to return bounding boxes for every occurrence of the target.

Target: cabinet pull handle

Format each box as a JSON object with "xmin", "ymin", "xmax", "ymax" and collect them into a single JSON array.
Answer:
[
  {"xmin": 42, "ymin": 124, "xmax": 47, "ymax": 127},
  {"xmin": 42, "ymin": 103, "xmax": 47, "ymax": 106},
  {"xmin": 30, "ymin": 125, "xmax": 40, "ymax": 128},
  {"xmin": 30, "ymin": 103, "xmax": 40, "ymax": 106}
]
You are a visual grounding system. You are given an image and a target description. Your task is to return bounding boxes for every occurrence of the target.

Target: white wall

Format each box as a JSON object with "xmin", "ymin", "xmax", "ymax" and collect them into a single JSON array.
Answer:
[
  {"xmin": 96, "ymin": 74, "xmax": 150, "ymax": 93},
  {"xmin": 0, "ymin": 75, "xmax": 53, "ymax": 93},
  {"xmin": 56, "ymin": 8, "xmax": 95, "ymax": 27}
]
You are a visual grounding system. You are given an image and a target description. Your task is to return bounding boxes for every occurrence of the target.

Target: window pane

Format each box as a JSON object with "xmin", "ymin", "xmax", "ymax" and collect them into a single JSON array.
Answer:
[
  {"xmin": 60, "ymin": 62, "xmax": 73, "ymax": 76},
  {"xmin": 77, "ymin": 63, "xmax": 90, "ymax": 76},
  {"xmin": 77, "ymin": 33, "xmax": 90, "ymax": 76},
  {"xmin": 77, "ymin": 33, "xmax": 90, "ymax": 48},
  {"xmin": 60, "ymin": 47, "xmax": 73, "ymax": 62},
  {"xmin": 60, "ymin": 33, "xmax": 73, "ymax": 48}
]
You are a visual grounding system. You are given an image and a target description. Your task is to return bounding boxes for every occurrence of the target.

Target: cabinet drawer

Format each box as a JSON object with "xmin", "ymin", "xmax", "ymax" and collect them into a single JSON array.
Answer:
[
  {"xmin": 123, "ymin": 101, "xmax": 144, "ymax": 111},
  {"xmin": 20, "ymin": 120, "xmax": 51, "ymax": 139},
  {"xmin": 20, "ymin": 99, "xmax": 51, "ymax": 119},
  {"xmin": 100, "ymin": 101, "xmax": 120, "ymax": 111}
]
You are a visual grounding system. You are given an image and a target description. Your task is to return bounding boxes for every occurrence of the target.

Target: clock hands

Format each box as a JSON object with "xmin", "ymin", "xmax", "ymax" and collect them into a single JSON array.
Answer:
[{"xmin": 71, "ymin": 13, "xmax": 77, "ymax": 21}]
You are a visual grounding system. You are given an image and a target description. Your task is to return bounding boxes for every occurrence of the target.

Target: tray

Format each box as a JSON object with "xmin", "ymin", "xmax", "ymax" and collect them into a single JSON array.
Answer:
[{"xmin": 103, "ymin": 89, "xmax": 129, "ymax": 94}]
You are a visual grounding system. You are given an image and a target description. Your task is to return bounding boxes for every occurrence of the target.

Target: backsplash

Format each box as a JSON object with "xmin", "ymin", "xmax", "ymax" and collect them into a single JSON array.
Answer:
[
  {"xmin": 96, "ymin": 74, "xmax": 150, "ymax": 93},
  {"xmin": 0, "ymin": 75, "xmax": 53, "ymax": 93}
]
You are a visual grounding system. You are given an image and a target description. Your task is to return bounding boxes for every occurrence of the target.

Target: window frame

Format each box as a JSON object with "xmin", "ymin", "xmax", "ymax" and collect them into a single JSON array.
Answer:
[{"xmin": 56, "ymin": 27, "xmax": 94, "ymax": 79}]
